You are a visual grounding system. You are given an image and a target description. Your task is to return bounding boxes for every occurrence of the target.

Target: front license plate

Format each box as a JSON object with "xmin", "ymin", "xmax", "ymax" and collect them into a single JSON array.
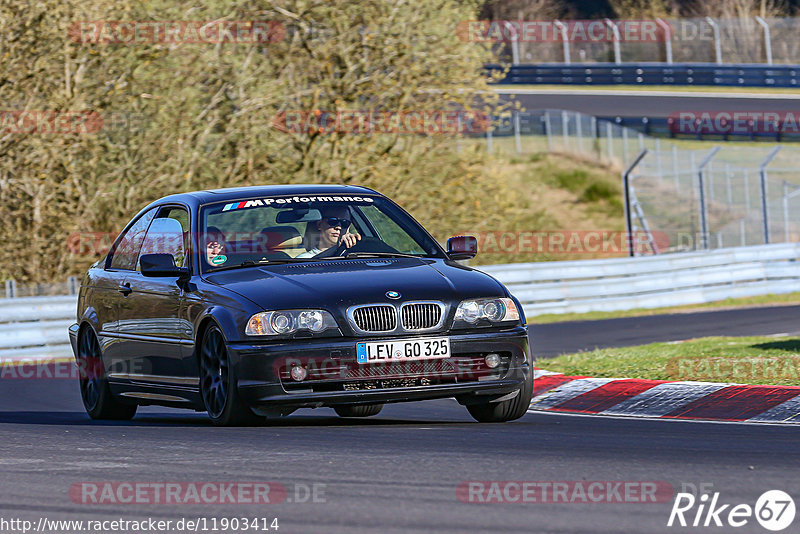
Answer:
[{"xmin": 356, "ymin": 337, "xmax": 450, "ymax": 364}]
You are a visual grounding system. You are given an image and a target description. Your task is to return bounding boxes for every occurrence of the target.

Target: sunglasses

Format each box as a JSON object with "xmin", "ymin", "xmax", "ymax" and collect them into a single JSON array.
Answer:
[{"xmin": 324, "ymin": 217, "xmax": 351, "ymax": 229}]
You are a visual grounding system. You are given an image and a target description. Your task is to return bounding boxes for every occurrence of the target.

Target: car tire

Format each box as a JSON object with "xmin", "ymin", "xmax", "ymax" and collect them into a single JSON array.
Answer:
[
  {"xmin": 199, "ymin": 324, "xmax": 261, "ymax": 426},
  {"xmin": 334, "ymin": 404, "xmax": 383, "ymax": 418},
  {"xmin": 466, "ymin": 373, "xmax": 533, "ymax": 423},
  {"xmin": 77, "ymin": 327, "xmax": 137, "ymax": 421}
]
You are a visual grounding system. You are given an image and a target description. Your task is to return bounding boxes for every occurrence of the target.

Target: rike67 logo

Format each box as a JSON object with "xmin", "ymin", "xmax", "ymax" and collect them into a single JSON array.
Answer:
[{"xmin": 668, "ymin": 490, "xmax": 796, "ymax": 531}]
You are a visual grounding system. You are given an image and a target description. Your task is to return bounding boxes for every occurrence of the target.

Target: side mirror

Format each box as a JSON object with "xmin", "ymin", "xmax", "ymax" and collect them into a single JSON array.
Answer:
[
  {"xmin": 447, "ymin": 235, "xmax": 477, "ymax": 260},
  {"xmin": 140, "ymin": 253, "xmax": 189, "ymax": 278}
]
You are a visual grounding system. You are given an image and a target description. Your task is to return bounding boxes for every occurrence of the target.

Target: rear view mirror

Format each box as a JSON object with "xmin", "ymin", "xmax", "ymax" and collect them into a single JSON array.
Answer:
[
  {"xmin": 140, "ymin": 253, "xmax": 189, "ymax": 278},
  {"xmin": 447, "ymin": 236, "xmax": 477, "ymax": 260}
]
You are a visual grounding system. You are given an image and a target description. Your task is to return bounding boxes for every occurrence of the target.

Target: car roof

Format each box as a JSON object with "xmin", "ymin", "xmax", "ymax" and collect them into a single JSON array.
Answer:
[{"xmin": 152, "ymin": 184, "xmax": 382, "ymax": 207}]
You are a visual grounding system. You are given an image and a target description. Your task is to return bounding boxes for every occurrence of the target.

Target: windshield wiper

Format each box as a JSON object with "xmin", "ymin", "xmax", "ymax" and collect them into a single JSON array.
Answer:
[
  {"xmin": 208, "ymin": 258, "xmax": 311, "ymax": 272},
  {"xmin": 327, "ymin": 252, "xmax": 425, "ymax": 259}
]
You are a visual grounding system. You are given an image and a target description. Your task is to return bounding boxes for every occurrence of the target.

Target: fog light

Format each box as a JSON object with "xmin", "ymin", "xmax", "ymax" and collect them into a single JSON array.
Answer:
[
  {"xmin": 290, "ymin": 365, "xmax": 307, "ymax": 382},
  {"xmin": 484, "ymin": 353, "xmax": 501, "ymax": 369}
]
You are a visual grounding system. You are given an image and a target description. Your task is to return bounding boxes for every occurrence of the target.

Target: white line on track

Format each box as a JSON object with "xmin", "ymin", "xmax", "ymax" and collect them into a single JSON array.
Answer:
[{"xmin": 527, "ymin": 407, "xmax": 800, "ymax": 426}]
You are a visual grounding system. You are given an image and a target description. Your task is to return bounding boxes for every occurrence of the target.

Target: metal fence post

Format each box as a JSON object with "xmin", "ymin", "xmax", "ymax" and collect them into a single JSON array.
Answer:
[
  {"xmin": 503, "ymin": 21, "xmax": 519, "ymax": 65},
  {"xmin": 622, "ymin": 127, "xmax": 629, "ymax": 163},
  {"xmin": 725, "ymin": 164, "xmax": 732, "ymax": 204},
  {"xmin": 672, "ymin": 144, "xmax": 679, "ymax": 189},
  {"xmin": 656, "ymin": 18, "xmax": 673, "ymax": 64},
  {"xmin": 655, "ymin": 138, "xmax": 662, "ymax": 184},
  {"xmin": 697, "ymin": 147, "xmax": 722, "ymax": 250},
  {"xmin": 622, "ymin": 149, "xmax": 649, "ymax": 256},
  {"xmin": 783, "ymin": 181, "xmax": 790, "ymax": 242},
  {"xmin": 605, "ymin": 121, "xmax": 613, "ymax": 162},
  {"xmin": 740, "ymin": 218, "xmax": 746, "ymax": 246},
  {"xmin": 4, "ymin": 279, "xmax": 16, "ymax": 298},
  {"xmin": 759, "ymin": 146, "xmax": 782, "ymax": 244},
  {"xmin": 707, "ymin": 160, "xmax": 714, "ymax": 203},
  {"xmin": 744, "ymin": 169, "xmax": 751, "ymax": 211},
  {"xmin": 604, "ymin": 19, "xmax": 622, "ymax": 64},
  {"xmin": 513, "ymin": 111, "xmax": 521, "ymax": 153},
  {"xmin": 561, "ymin": 110, "xmax": 569, "ymax": 151},
  {"xmin": 544, "ymin": 111, "xmax": 552, "ymax": 151},
  {"xmin": 705, "ymin": 17, "xmax": 723, "ymax": 64},
  {"xmin": 591, "ymin": 116, "xmax": 599, "ymax": 158},
  {"xmin": 576, "ymin": 113, "xmax": 584, "ymax": 154},
  {"xmin": 68, "ymin": 276, "xmax": 79, "ymax": 295},
  {"xmin": 554, "ymin": 20, "xmax": 571, "ymax": 64},
  {"xmin": 755, "ymin": 16, "xmax": 773, "ymax": 65}
]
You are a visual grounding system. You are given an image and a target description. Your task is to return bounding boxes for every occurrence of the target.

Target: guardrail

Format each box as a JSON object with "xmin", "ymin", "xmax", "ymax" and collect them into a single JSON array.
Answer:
[
  {"xmin": 0, "ymin": 296, "xmax": 76, "ymax": 361},
  {"xmin": 487, "ymin": 63, "xmax": 800, "ymax": 87},
  {"xmin": 3, "ymin": 243, "xmax": 800, "ymax": 361},
  {"xmin": 479, "ymin": 243, "xmax": 800, "ymax": 316}
]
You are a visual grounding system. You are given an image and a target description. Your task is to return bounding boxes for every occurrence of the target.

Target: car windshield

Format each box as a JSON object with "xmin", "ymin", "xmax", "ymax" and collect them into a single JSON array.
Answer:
[{"xmin": 199, "ymin": 194, "xmax": 445, "ymax": 272}]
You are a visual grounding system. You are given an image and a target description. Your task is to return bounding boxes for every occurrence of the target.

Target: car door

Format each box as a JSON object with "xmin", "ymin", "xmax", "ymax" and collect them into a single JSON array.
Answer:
[
  {"xmin": 99, "ymin": 207, "xmax": 158, "ymax": 376},
  {"xmin": 116, "ymin": 206, "xmax": 192, "ymax": 384}
]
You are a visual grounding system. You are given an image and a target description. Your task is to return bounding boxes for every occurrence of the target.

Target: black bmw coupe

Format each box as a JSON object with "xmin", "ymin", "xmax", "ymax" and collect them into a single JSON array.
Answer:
[{"xmin": 69, "ymin": 185, "xmax": 533, "ymax": 425}]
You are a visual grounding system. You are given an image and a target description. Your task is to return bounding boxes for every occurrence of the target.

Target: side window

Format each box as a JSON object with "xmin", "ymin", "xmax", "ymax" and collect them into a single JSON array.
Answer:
[
  {"xmin": 109, "ymin": 208, "xmax": 157, "ymax": 271},
  {"xmin": 161, "ymin": 207, "xmax": 190, "ymax": 267},
  {"xmin": 357, "ymin": 205, "xmax": 427, "ymax": 255},
  {"xmin": 138, "ymin": 207, "xmax": 189, "ymax": 269}
]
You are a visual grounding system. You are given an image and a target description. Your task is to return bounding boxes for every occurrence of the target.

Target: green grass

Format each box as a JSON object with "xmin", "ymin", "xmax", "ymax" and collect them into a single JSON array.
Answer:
[
  {"xmin": 543, "ymin": 335, "xmax": 800, "ymax": 386},
  {"xmin": 529, "ymin": 291, "xmax": 800, "ymax": 324},
  {"xmin": 495, "ymin": 84, "xmax": 800, "ymax": 95}
]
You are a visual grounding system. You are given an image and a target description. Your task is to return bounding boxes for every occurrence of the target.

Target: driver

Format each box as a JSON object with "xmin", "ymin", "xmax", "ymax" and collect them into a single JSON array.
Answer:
[
  {"xmin": 204, "ymin": 226, "xmax": 226, "ymax": 264},
  {"xmin": 298, "ymin": 206, "xmax": 361, "ymax": 258}
]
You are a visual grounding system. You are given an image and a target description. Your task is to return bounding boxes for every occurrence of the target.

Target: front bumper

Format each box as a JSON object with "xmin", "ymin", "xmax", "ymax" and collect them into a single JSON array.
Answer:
[{"xmin": 229, "ymin": 326, "xmax": 531, "ymax": 409}]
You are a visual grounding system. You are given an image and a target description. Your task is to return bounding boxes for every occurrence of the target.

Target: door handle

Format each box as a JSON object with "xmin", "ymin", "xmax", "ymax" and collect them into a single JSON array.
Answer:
[{"xmin": 118, "ymin": 283, "xmax": 132, "ymax": 296}]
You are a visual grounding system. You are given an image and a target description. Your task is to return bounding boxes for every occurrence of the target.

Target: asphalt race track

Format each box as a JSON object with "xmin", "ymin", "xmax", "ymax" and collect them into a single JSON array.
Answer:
[
  {"xmin": 531, "ymin": 303, "xmax": 800, "ymax": 359},
  {"xmin": 2, "ymin": 307, "xmax": 800, "ymax": 534},
  {"xmin": 496, "ymin": 88, "xmax": 800, "ymax": 118}
]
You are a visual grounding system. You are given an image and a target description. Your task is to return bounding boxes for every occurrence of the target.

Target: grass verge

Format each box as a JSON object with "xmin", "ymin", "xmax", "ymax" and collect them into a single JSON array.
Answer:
[
  {"xmin": 543, "ymin": 335, "xmax": 800, "ymax": 387},
  {"xmin": 529, "ymin": 292, "xmax": 800, "ymax": 324}
]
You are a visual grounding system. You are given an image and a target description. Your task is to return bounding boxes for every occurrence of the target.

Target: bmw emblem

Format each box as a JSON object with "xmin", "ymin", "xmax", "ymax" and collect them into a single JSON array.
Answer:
[{"xmin": 386, "ymin": 290, "xmax": 401, "ymax": 300}]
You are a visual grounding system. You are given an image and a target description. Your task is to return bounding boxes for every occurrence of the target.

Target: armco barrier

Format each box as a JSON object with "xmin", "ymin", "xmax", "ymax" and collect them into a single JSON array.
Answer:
[
  {"xmin": 0, "ymin": 295, "xmax": 76, "ymax": 362},
  {"xmin": 2, "ymin": 243, "xmax": 800, "ymax": 361},
  {"xmin": 487, "ymin": 63, "xmax": 800, "ymax": 87},
  {"xmin": 478, "ymin": 243, "xmax": 800, "ymax": 316}
]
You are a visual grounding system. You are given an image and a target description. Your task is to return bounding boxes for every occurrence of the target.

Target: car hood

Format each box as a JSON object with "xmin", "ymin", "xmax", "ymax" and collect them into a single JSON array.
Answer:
[{"xmin": 203, "ymin": 258, "xmax": 506, "ymax": 312}]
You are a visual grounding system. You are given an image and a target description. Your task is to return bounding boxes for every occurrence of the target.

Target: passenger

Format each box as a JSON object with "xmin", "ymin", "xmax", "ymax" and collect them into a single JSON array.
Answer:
[{"xmin": 297, "ymin": 207, "xmax": 361, "ymax": 258}]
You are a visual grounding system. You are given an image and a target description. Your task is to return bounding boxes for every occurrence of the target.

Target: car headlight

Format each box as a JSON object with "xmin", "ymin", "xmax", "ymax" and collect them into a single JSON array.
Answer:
[
  {"xmin": 245, "ymin": 310, "xmax": 338, "ymax": 336},
  {"xmin": 453, "ymin": 298, "xmax": 520, "ymax": 327}
]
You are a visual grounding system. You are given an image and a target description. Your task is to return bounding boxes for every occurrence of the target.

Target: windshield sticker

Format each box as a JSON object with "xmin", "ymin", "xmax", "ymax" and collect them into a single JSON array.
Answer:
[
  {"xmin": 210, "ymin": 254, "xmax": 227, "ymax": 265},
  {"xmin": 221, "ymin": 195, "xmax": 374, "ymax": 212}
]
